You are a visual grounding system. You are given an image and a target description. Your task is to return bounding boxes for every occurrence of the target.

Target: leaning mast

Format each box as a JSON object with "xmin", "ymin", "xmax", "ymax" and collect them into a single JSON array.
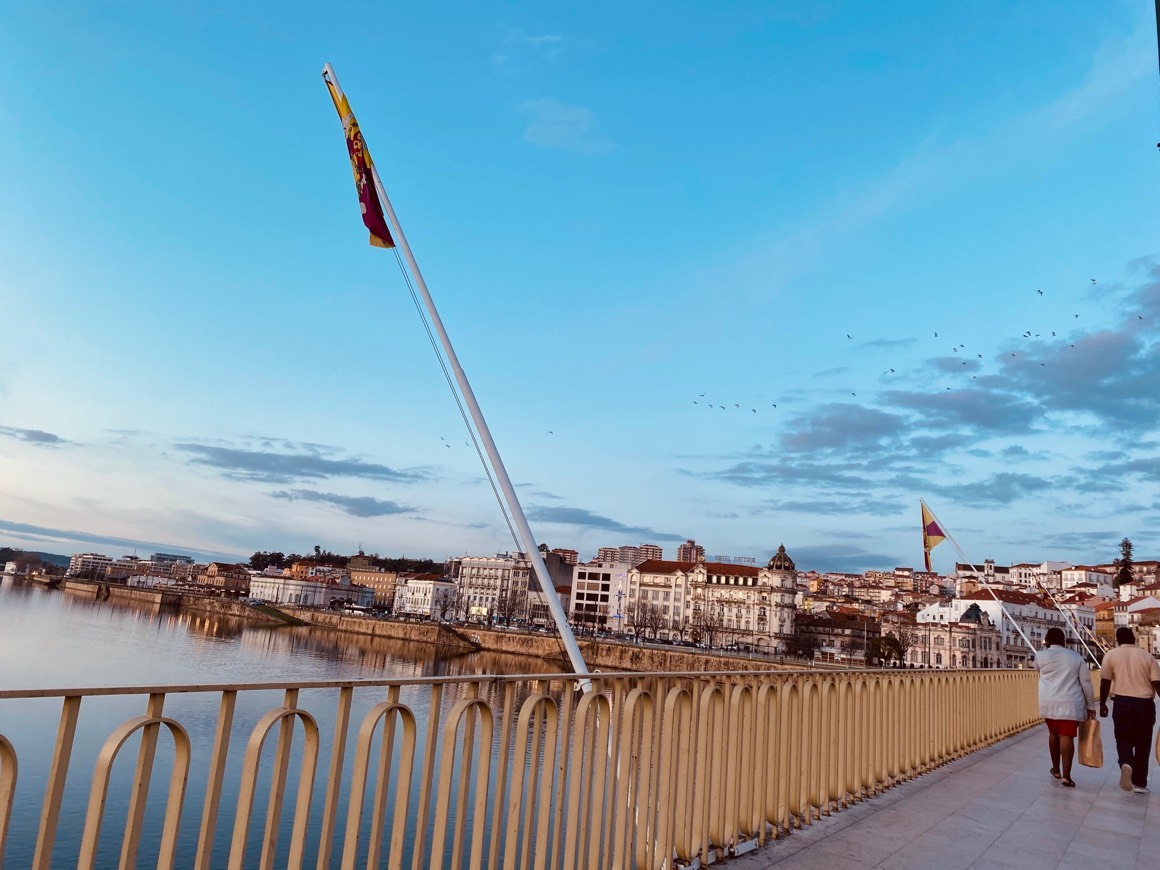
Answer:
[{"xmin": 321, "ymin": 64, "xmax": 589, "ymax": 679}]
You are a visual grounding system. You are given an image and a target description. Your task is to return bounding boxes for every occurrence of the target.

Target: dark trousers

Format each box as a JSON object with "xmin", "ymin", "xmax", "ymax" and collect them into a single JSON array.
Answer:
[{"xmin": 1112, "ymin": 696, "xmax": 1156, "ymax": 787}]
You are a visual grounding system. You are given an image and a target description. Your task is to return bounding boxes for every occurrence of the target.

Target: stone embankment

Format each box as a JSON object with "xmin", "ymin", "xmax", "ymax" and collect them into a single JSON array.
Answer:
[
  {"xmin": 290, "ymin": 609, "xmax": 805, "ymax": 673},
  {"xmin": 56, "ymin": 580, "xmax": 805, "ymax": 673},
  {"xmin": 61, "ymin": 580, "xmax": 296, "ymax": 623}
]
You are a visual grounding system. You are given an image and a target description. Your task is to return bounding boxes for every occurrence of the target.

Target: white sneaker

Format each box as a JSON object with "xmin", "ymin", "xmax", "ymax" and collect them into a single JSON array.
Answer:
[
  {"xmin": 1133, "ymin": 786, "xmax": 1149, "ymax": 794},
  {"xmin": 1121, "ymin": 764, "xmax": 1133, "ymax": 791}
]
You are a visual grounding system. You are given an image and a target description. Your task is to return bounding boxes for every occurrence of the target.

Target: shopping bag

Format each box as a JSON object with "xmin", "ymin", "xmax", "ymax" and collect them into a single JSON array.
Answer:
[{"xmin": 1078, "ymin": 718, "xmax": 1103, "ymax": 768}]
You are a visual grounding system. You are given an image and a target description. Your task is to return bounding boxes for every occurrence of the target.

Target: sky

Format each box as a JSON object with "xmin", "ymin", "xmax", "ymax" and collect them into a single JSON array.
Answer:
[{"xmin": 0, "ymin": 2, "xmax": 1158, "ymax": 573}]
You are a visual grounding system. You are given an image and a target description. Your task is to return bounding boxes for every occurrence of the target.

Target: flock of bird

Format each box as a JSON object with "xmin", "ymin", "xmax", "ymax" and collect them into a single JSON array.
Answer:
[
  {"xmin": 691, "ymin": 392, "xmax": 775, "ymax": 414},
  {"xmin": 439, "ymin": 278, "xmax": 1146, "ymax": 445},
  {"xmin": 687, "ymin": 279, "xmax": 1148, "ymax": 410}
]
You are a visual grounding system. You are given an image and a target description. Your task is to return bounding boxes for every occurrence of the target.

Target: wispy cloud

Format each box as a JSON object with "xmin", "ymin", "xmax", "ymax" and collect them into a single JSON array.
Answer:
[
  {"xmin": 174, "ymin": 443, "xmax": 431, "ymax": 485},
  {"xmin": 0, "ymin": 517, "xmax": 231, "ymax": 561},
  {"xmin": 882, "ymin": 388, "xmax": 1041, "ymax": 434},
  {"xmin": 932, "ymin": 472, "xmax": 1054, "ymax": 506},
  {"xmin": 780, "ymin": 404, "xmax": 907, "ymax": 452},
  {"xmin": 526, "ymin": 505, "xmax": 685, "ymax": 541},
  {"xmin": 491, "ymin": 27, "xmax": 563, "ymax": 67},
  {"xmin": 760, "ymin": 497, "xmax": 907, "ymax": 517},
  {"xmin": 732, "ymin": 15, "xmax": 1154, "ymax": 294},
  {"xmin": 0, "ymin": 425, "xmax": 67, "ymax": 447},
  {"xmin": 785, "ymin": 543, "xmax": 902, "ymax": 573},
  {"xmin": 521, "ymin": 99, "xmax": 613, "ymax": 155},
  {"xmin": 270, "ymin": 489, "xmax": 416, "ymax": 518}
]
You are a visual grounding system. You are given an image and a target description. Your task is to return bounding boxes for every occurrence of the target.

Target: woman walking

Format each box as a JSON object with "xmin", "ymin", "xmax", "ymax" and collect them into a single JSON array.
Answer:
[{"xmin": 1032, "ymin": 626, "xmax": 1096, "ymax": 787}]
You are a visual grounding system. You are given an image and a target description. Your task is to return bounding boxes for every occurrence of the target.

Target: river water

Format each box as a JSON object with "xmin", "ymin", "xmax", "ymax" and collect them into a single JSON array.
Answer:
[{"xmin": 0, "ymin": 575, "xmax": 555, "ymax": 867}]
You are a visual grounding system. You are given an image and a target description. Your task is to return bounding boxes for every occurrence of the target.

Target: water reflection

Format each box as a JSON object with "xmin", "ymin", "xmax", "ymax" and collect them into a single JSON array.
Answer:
[
  {"xmin": 0, "ymin": 576, "xmax": 578, "ymax": 868},
  {"xmin": 0, "ymin": 575, "xmax": 558, "ymax": 686}
]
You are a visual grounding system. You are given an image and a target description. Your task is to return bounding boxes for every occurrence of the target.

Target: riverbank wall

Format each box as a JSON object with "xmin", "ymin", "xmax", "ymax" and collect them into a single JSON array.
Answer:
[
  {"xmin": 60, "ymin": 580, "xmax": 291, "ymax": 623},
  {"xmin": 288, "ymin": 609, "xmax": 803, "ymax": 674},
  {"xmin": 53, "ymin": 580, "xmax": 803, "ymax": 673}
]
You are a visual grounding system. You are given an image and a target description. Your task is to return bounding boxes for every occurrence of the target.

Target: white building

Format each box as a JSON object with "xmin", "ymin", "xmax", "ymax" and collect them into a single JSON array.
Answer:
[
  {"xmin": 67, "ymin": 552, "xmax": 114, "ymax": 578},
  {"xmin": 918, "ymin": 590, "xmax": 1069, "ymax": 667},
  {"xmin": 393, "ymin": 575, "xmax": 456, "ymax": 618},
  {"xmin": 450, "ymin": 553, "xmax": 532, "ymax": 621},
  {"xmin": 1061, "ymin": 566, "xmax": 1112, "ymax": 591},
  {"xmin": 126, "ymin": 574, "xmax": 180, "ymax": 589},
  {"xmin": 249, "ymin": 573, "xmax": 373, "ymax": 608},
  {"xmin": 569, "ymin": 562, "xmax": 630, "ymax": 631},
  {"xmin": 624, "ymin": 545, "xmax": 797, "ymax": 651}
]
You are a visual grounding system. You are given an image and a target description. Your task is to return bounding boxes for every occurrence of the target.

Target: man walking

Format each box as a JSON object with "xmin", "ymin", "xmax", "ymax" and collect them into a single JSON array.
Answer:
[{"xmin": 1099, "ymin": 627, "xmax": 1160, "ymax": 793}]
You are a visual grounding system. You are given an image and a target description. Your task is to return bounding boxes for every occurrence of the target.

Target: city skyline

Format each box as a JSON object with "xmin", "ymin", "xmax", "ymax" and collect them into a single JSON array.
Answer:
[{"xmin": 1, "ymin": 3, "xmax": 1157, "ymax": 573}]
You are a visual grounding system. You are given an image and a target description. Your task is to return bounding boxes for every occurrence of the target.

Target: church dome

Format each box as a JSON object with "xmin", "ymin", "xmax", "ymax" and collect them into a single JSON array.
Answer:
[
  {"xmin": 767, "ymin": 544, "xmax": 795, "ymax": 571},
  {"xmin": 959, "ymin": 603, "xmax": 984, "ymax": 624}
]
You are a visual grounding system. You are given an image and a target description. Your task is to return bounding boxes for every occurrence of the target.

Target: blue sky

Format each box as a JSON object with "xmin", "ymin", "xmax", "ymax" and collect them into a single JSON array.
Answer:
[{"xmin": 0, "ymin": 1, "xmax": 1157, "ymax": 572}]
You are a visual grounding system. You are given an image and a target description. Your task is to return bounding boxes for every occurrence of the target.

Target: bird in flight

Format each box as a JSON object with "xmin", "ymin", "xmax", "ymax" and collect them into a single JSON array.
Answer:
[
  {"xmin": 751, "ymin": 409, "xmax": 757, "ymax": 413},
  {"xmin": 549, "ymin": 430, "xmax": 555, "ymax": 435},
  {"xmin": 1011, "ymin": 353, "xmax": 1017, "ymax": 357},
  {"xmin": 846, "ymin": 334, "xmax": 852, "ymax": 339},
  {"xmin": 1074, "ymin": 314, "xmax": 1079, "ymax": 319},
  {"xmin": 771, "ymin": 403, "xmax": 777, "ymax": 408},
  {"xmin": 1037, "ymin": 289, "xmax": 1044, "ymax": 295},
  {"xmin": 693, "ymin": 401, "xmax": 698, "ymax": 404},
  {"xmin": 1091, "ymin": 279, "xmax": 1097, "ymax": 284},
  {"xmin": 851, "ymin": 392, "xmax": 857, "ymax": 397},
  {"xmin": 934, "ymin": 332, "xmax": 939, "ymax": 337}
]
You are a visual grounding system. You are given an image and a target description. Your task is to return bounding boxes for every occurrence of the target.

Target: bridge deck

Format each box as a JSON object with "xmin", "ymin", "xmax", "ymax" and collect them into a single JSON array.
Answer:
[{"xmin": 735, "ymin": 720, "xmax": 1159, "ymax": 869}]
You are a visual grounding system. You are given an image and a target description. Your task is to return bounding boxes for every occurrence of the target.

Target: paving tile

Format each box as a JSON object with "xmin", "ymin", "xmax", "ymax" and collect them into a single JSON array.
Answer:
[
  {"xmin": 970, "ymin": 845, "xmax": 1071, "ymax": 870},
  {"xmin": 876, "ymin": 832, "xmax": 991, "ymax": 870},
  {"xmin": 727, "ymin": 727, "xmax": 1155, "ymax": 870}
]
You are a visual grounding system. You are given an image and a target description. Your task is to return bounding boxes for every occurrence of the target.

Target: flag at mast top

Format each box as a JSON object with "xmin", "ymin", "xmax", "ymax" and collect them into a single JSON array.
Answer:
[
  {"xmin": 920, "ymin": 499, "xmax": 946, "ymax": 572},
  {"xmin": 321, "ymin": 64, "xmax": 395, "ymax": 249}
]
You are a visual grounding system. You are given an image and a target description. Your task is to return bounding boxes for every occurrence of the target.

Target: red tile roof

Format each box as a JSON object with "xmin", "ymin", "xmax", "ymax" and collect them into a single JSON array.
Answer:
[
  {"xmin": 633, "ymin": 559, "xmax": 760, "ymax": 576},
  {"xmin": 960, "ymin": 589, "xmax": 1044, "ymax": 606}
]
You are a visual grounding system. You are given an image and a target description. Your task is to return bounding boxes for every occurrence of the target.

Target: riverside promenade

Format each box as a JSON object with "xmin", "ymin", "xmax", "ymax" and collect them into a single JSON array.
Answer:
[{"xmin": 733, "ymin": 720, "xmax": 1158, "ymax": 870}]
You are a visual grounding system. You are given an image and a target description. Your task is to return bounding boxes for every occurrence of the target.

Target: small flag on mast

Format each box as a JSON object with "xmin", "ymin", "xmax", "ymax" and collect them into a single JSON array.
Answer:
[
  {"xmin": 323, "ymin": 71, "xmax": 395, "ymax": 249},
  {"xmin": 921, "ymin": 501, "xmax": 946, "ymax": 572}
]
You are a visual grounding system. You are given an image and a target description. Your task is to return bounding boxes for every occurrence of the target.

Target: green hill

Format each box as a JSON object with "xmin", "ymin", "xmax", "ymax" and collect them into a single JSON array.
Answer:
[{"xmin": 0, "ymin": 547, "xmax": 70, "ymax": 568}]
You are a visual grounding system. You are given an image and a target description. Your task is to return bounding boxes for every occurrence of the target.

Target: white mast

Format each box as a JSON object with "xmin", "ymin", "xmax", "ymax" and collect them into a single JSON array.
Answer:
[
  {"xmin": 921, "ymin": 499, "xmax": 1036, "ymax": 655},
  {"xmin": 322, "ymin": 64, "xmax": 590, "ymax": 681}
]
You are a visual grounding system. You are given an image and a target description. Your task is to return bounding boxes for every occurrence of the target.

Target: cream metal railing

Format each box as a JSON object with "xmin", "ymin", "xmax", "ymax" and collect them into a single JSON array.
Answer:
[{"xmin": 0, "ymin": 669, "xmax": 1038, "ymax": 869}]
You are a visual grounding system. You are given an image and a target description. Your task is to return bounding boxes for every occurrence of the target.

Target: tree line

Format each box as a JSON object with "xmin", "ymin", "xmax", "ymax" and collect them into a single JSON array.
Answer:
[{"xmin": 248, "ymin": 548, "xmax": 444, "ymax": 576}]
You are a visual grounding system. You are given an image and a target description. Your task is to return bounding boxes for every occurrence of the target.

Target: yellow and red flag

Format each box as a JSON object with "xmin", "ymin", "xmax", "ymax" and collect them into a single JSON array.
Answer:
[
  {"xmin": 324, "ymin": 76, "xmax": 395, "ymax": 249},
  {"xmin": 921, "ymin": 501, "xmax": 946, "ymax": 571}
]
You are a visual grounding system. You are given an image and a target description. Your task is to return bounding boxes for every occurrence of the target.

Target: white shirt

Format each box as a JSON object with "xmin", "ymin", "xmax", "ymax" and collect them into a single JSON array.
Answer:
[{"xmin": 1033, "ymin": 645, "xmax": 1095, "ymax": 721}]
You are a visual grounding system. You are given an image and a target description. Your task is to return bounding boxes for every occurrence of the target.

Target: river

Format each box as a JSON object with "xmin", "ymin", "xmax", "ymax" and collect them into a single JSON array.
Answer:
[{"xmin": 0, "ymin": 574, "xmax": 557, "ymax": 867}]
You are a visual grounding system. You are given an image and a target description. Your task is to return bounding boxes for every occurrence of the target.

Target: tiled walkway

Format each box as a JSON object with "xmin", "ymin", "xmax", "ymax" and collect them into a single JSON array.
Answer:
[{"xmin": 731, "ymin": 720, "xmax": 1159, "ymax": 869}]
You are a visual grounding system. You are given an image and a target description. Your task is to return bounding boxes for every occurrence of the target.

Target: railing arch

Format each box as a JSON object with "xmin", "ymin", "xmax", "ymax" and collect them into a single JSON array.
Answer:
[{"xmin": 0, "ymin": 668, "xmax": 1040, "ymax": 870}]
